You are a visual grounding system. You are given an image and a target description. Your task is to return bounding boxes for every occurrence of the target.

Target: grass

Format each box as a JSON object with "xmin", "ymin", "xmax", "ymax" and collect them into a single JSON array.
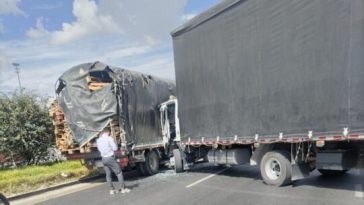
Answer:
[{"xmin": 0, "ymin": 160, "xmax": 98, "ymax": 197}]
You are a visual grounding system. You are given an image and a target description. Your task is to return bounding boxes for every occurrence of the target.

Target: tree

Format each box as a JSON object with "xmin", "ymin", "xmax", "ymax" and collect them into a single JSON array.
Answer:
[{"xmin": 0, "ymin": 92, "xmax": 54, "ymax": 165}]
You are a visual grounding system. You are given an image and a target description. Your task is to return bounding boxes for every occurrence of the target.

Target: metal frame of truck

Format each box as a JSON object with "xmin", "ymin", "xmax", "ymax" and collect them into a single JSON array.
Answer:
[{"xmin": 159, "ymin": 99, "xmax": 364, "ymax": 186}]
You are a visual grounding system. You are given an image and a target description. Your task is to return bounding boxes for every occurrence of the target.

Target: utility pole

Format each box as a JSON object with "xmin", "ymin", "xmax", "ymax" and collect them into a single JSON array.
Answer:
[{"xmin": 12, "ymin": 63, "xmax": 22, "ymax": 93}]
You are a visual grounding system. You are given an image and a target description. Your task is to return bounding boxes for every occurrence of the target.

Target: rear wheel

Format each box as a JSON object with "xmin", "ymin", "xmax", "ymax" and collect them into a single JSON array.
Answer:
[
  {"xmin": 144, "ymin": 150, "xmax": 160, "ymax": 176},
  {"xmin": 318, "ymin": 169, "xmax": 348, "ymax": 176},
  {"xmin": 173, "ymin": 149, "xmax": 184, "ymax": 173},
  {"xmin": 137, "ymin": 162, "xmax": 148, "ymax": 176},
  {"xmin": 260, "ymin": 150, "xmax": 292, "ymax": 186},
  {"xmin": 137, "ymin": 150, "xmax": 160, "ymax": 176}
]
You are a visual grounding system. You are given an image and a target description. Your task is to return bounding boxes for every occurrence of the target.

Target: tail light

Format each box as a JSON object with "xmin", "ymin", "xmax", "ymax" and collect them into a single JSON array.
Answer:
[{"xmin": 119, "ymin": 157, "xmax": 129, "ymax": 168}]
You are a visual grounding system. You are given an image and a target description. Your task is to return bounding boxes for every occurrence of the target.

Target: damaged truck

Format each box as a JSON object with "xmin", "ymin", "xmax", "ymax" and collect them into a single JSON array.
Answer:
[
  {"xmin": 168, "ymin": 0, "xmax": 364, "ymax": 186},
  {"xmin": 50, "ymin": 62, "xmax": 177, "ymax": 176}
]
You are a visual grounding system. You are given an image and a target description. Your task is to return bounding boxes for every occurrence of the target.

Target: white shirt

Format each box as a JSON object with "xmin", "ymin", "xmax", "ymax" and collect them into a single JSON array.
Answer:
[{"xmin": 96, "ymin": 134, "xmax": 117, "ymax": 158}]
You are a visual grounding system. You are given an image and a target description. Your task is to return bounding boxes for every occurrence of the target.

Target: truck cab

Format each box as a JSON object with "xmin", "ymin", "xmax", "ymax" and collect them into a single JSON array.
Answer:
[{"xmin": 160, "ymin": 97, "xmax": 180, "ymax": 150}]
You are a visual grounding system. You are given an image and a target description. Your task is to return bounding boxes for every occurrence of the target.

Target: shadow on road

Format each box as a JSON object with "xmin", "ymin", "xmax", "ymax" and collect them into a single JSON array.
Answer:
[
  {"xmin": 292, "ymin": 169, "xmax": 363, "ymax": 191},
  {"xmin": 184, "ymin": 163, "xmax": 363, "ymax": 192},
  {"xmin": 97, "ymin": 162, "xmax": 362, "ymax": 193}
]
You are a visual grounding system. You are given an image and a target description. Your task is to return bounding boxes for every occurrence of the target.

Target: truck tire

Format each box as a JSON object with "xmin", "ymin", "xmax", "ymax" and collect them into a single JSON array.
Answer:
[
  {"xmin": 173, "ymin": 149, "xmax": 184, "ymax": 173},
  {"xmin": 260, "ymin": 150, "xmax": 292, "ymax": 186},
  {"xmin": 318, "ymin": 169, "xmax": 348, "ymax": 176},
  {"xmin": 137, "ymin": 162, "xmax": 148, "ymax": 176},
  {"xmin": 144, "ymin": 150, "xmax": 160, "ymax": 176}
]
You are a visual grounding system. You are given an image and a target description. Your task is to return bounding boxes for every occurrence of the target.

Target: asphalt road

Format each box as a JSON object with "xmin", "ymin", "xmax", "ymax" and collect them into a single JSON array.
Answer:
[{"xmin": 31, "ymin": 164, "xmax": 364, "ymax": 205}]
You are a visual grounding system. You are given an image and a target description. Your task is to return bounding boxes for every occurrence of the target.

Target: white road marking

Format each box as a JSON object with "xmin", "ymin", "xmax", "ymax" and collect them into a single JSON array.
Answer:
[
  {"xmin": 355, "ymin": 184, "xmax": 363, "ymax": 198},
  {"xmin": 186, "ymin": 167, "xmax": 230, "ymax": 188},
  {"xmin": 11, "ymin": 181, "xmax": 104, "ymax": 205}
]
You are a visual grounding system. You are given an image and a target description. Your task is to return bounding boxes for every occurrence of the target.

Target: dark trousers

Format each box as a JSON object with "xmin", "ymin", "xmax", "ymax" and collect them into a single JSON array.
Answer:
[{"xmin": 102, "ymin": 156, "xmax": 125, "ymax": 190}]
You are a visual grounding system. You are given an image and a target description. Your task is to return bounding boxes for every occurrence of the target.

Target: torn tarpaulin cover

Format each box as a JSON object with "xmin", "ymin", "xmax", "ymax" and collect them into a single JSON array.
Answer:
[{"xmin": 56, "ymin": 62, "xmax": 176, "ymax": 147}]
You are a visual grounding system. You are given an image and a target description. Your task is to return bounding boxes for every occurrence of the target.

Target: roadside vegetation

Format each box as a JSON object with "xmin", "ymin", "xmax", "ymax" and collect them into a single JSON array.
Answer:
[
  {"xmin": 0, "ymin": 92, "xmax": 54, "ymax": 166},
  {"xmin": 0, "ymin": 92, "xmax": 98, "ymax": 197},
  {"xmin": 0, "ymin": 160, "xmax": 98, "ymax": 197}
]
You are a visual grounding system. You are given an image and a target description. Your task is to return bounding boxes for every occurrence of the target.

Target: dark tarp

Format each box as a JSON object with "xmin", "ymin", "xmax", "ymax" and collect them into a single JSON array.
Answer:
[
  {"xmin": 56, "ymin": 62, "xmax": 176, "ymax": 147},
  {"xmin": 172, "ymin": 0, "xmax": 364, "ymax": 140}
]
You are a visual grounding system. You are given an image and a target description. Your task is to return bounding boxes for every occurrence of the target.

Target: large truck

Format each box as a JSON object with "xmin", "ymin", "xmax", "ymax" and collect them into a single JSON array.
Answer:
[
  {"xmin": 166, "ymin": 0, "xmax": 364, "ymax": 186},
  {"xmin": 51, "ymin": 62, "xmax": 176, "ymax": 176}
]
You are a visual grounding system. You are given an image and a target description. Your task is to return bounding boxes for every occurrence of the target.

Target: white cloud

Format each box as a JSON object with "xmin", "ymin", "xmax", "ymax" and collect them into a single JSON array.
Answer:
[
  {"xmin": 0, "ymin": 0, "xmax": 24, "ymax": 15},
  {"xmin": 103, "ymin": 45, "xmax": 150, "ymax": 60},
  {"xmin": 0, "ymin": 53, "xmax": 9, "ymax": 72},
  {"xmin": 130, "ymin": 58, "xmax": 175, "ymax": 79},
  {"xmin": 0, "ymin": 37, "xmax": 165, "ymax": 94},
  {"xmin": 0, "ymin": 52, "xmax": 12, "ymax": 93},
  {"xmin": 26, "ymin": 17, "xmax": 50, "ymax": 39},
  {"xmin": 181, "ymin": 13, "xmax": 196, "ymax": 22},
  {"xmin": 48, "ymin": 0, "xmax": 121, "ymax": 44},
  {"xmin": 0, "ymin": 0, "xmax": 25, "ymax": 33},
  {"xmin": 27, "ymin": 0, "xmax": 187, "ymax": 45},
  {"xmin": 144, "ymin": 35, "xmax": 158, "ymax": 46},
  {"xmin": 2, "ymin": 0, "xmax": 188, "ymax": 95},
  {"xmin": 98, "ymin": 0, "xmax": 187, "ymax": 42}
]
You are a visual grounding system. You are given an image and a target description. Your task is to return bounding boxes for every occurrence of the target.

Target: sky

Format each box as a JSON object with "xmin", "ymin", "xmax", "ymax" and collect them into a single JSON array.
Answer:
[{"xmin": 0, "ymin": 0, "xmax": 221, "ymax": 96}]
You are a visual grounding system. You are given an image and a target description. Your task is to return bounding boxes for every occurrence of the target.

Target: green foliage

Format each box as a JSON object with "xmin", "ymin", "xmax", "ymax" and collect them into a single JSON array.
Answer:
[
  {"xmin": 0, "ymin": 92, "xmax": 54, "ymax": 165},
  {"xmin": 0, "ymin": 160, "xmax": 97, "ymax": 197}
]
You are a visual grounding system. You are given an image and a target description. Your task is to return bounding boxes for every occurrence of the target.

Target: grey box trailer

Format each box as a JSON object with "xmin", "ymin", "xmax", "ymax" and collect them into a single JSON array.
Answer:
[
  {"xmin": 169, "ymin": 0, "xmax": 364, "ymax": 186},
  {"xmin": 54, "ymin": 62, "xmax": 176, "ymax": 175}
]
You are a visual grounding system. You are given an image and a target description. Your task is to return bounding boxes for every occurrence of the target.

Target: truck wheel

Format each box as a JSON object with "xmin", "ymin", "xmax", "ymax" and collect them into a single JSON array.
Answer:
[
  {"xmin": 137, "ymin": 162, "xmax": 148, "ymax": 176},
  {"xmin": 318, "ymin": 169, "xmax": 348, "ymax": 176},
  {"xmin": 144, "ymin": 150, "xmax": 160, "ymax": 176},
  {"xmin": 173, "ymin": 149, "xmax": 184, "ymax": 173},
  {"xmin": 260, "ymin": 150, "xmax": 292, "ymax": 186}
]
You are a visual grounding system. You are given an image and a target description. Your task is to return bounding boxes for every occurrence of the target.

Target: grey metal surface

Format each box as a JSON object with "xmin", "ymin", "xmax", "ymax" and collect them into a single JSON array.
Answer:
[
  {"xmin": 316, "ymin": 152, "xmax": 346, "ymax": 170},
  {"xmin": 316, "ymin": 150, "xmax": 358, "ymax": 170},
  {"xmin": 208, "ymin": 149, "xmax": 250, "ymax": 165},
  {"xmin": 56, "ymin": 62, "xmax": 176, "ymax": 146},
  {"xmin": 172, "ymin": 0, "xmax": 364, "ymax": 141}
]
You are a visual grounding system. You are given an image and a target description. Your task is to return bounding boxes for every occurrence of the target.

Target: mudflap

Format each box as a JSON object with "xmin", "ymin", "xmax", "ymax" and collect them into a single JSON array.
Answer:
[{"xmin": 291, "ymin": 162, "xmax": 310, "ymax": 181}]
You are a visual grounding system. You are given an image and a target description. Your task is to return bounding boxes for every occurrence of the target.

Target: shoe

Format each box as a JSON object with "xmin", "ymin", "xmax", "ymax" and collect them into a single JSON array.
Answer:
[
  {"xmin": 120, "ymin": 188, "xmax": 131, "ymax": 194},
  {"xmin": 110, "ymin": 190, "xmax": 117, "ymax": 195}
]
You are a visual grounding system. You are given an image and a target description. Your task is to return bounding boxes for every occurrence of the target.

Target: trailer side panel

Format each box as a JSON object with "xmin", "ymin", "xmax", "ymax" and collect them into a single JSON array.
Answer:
[{"xmin": 172, "ymin": 0, "xmax": 364, "ymax": 140}]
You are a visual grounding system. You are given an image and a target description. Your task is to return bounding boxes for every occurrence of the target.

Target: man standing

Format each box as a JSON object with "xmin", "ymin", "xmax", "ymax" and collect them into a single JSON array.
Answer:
[{"xmin": 96, "ymin": 127, "xmax": 130, "ymax": 195}]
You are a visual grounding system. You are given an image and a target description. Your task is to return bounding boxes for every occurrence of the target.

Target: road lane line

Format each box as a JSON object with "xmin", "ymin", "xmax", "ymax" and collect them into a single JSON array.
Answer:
[
  {"xmin": 186, "ymin": 167, "xmax": 230, "ymax": 188},
  {"xmin": 355, "ymin": 184, "xmax": 363, "ymax": 198},
  {"xmin": 11, "ymin": 182, "xmax": 104, "ymax": 205}
]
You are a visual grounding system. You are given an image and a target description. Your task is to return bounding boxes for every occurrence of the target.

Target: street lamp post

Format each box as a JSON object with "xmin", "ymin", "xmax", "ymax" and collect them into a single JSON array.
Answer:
[{"xmin": 12, "ymin": 63, "xmax": 22, "ymax": 93}]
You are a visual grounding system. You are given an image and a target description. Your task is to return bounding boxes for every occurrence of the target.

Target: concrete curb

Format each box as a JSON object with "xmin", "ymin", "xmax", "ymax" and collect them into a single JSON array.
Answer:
[{"xmin": 8, "ymin": 175, "xmax": 102, "ymax": 202}]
